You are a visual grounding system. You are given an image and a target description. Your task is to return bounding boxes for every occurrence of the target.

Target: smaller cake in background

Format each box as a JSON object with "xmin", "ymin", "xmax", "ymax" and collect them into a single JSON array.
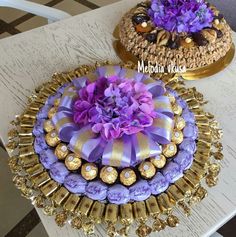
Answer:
[{"xmin": 119, "ymin": 0, "xmax": 232, "ymax": 70}]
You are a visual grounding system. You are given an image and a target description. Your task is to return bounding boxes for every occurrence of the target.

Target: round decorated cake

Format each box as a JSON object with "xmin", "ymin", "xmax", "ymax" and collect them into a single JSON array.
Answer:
[
  {"xmin": 7, "ymin": 64, "xmax": 223, "ymax": 236},
  {"xmin": 118, "ymin": 0, "xmax": 232, "ymax": 70}
]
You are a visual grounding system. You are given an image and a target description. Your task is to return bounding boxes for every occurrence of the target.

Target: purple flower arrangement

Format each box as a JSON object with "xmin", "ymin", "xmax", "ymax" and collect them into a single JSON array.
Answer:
[
  {"xmin": 148, "ymin": 0, "xmax": 214, "ymax": 33},
  {"xmin": 73, "ymin": 76, "xmax": 157, "ymax": 140}
]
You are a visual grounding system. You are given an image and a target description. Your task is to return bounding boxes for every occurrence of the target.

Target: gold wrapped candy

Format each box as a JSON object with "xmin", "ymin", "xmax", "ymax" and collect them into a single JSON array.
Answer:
[
  {"xmin": 138, "ymin": 161, "xmax": 156, "ymax": 179},
  {"xmin": 172, "ymin": 130, "xmax": 183, "ymax": 144},
  {"xmin": 175, "ymin": 116, "xmax": 186, "ymax": 130},
  {"xmin": 172, "ymin": 103, "xmax": 182, "ymax": 115},
  {"xmin": 55, "ymin": 143, "xmax": 69, "ymax": 160},
  {"xmin": 48, "ymin": 107, "xmax": 57, "ymax": 119},
  {"xmin": 81, "ymin": 163, "xmax": 98, "ymax": 180},
  {"xmin": 162, "ymin": 143, "xmax": 177, "ymax": 158},
  {"xmin": 45, "ymin": 131, "xmax": 60, "ymax": 147},
  {"xmin": 100, "ymin": 166, "xmax": 118, "ymax": 184},
  {"xmin": 43, "ymin": 120, "xmax": 54, "ymax": 133},
  {"xmin": 120, "ymin": 168, "xmax": 137, "ymax": 186},
  {"xmin": 150, "ymin": 155, "xmax": 166, "ymax": 169},
  {"xmin": 65, "ymin": 153, "xmax": 82, "ymax": 171}
]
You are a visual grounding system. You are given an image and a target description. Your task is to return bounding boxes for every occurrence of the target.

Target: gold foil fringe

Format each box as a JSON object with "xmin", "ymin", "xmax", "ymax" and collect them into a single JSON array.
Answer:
[{"xmin": 6, "ymin": 62, "xmax": 223, "ymax": 236}]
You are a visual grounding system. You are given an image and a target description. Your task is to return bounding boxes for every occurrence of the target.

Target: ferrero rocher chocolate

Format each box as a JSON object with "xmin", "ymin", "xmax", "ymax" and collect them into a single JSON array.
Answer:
[
  {"xmin": 166, "ymin": 92, "xmax": 175, "ymax": 104},
  {"xmin": 172, "ymin": 103, "xmax": 182, "ymax": 115},
  {"xmin": 43, "ymin": 120, "xmax": 54, "ymax": 133},
  {"xmin": 120, "ymin": 168, "xmax": 136, "ymax": 186},
  {"xmin": 45, "ymin": 131, "xmax": 60, "ymax": 147},
  {"xmin": 55, "ymin": 143, "xmax": 69, "ymax": 160},
  {"xmin": 175, "ymin": 117, "xmax": 186, "ymax": 130},
  {"xmin": 48, "ymin": 107, "xmax": 57, "ymax": 119},
  {"xmin": 54, "ymin": 98, "xmax": 61, "ymax": 107},
  {"xmin": 65, "ymin": 153, "xmax": 82, "ymax": 171},
  {"xmin": 81, "ymin": 163, "xmax": 98, "ymax": 181},
  {"xmin": 138, "ymin": 161, "xmax": 156, "ymax": 179},
  {"xmin": 171, "ymin": 130, "xmax": 184, "ymax": 144},
  {"xmin": 162, "ymin": 143, "xmax": 177, "ymax": 158},
  {"xmin": 150, "ymin": 155, "xmax": 166, "ymax": 169},
  {"xmin": 100, "ymin": 166, "xmax": 118, "ymax": 184}
]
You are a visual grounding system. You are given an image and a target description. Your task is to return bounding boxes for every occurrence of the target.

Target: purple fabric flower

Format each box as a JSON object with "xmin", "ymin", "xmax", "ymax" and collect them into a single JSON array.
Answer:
[
  {"xmin": 148, "ymin": 0, "xmax": 214, "ymax": 33},
  {"xmin": 73, "ymin": 76, "xmax": 156, "ymax": 140}
]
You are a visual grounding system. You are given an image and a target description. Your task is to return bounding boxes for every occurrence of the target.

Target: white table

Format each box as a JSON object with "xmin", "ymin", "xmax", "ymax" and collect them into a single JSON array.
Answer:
[{"xmin": 0, "ymin": 0, "xmax": 235, "ymax": 236}]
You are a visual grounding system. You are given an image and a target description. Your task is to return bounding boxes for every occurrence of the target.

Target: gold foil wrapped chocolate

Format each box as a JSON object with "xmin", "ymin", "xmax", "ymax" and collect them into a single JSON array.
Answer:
[
  {"xmin": 100, "ymin": 166, "xmax": 118, "ymax": 184},
  {"xmin": 81, "ymin": 163, "xmax": 98, "ymax": 180},
  {"xmin": 48, "ymin": 107, "xmax": 57, "ymax": 119},
  {"xmin": 120, "ymin": 168, "xmax": 137, "ymax": 186},
  {"xmin": 175, "ymin": 116, "xmax": 186, "ymax": 130},
  {"xmin": 43, "ymin": 120, "xmax": 54, "ymax": 133},
  {"xmin": 65, "ymin": 153, "xmax": 82, "ymax": 171},
  {"xmin": 104, "ymin": 204, "xmax": 118, "ymax": 224},
  {"xmin": 138, "ymin": 161, "xmax": 156, "ymax": 179},
  {"xmin": 55, "ymin": 143, "xmax": 69, "ymax": 160},
  {"xmin": 166, "ymin": 92, "xmax": 175, "ymax": 104},
  {"xmin": 172, "ymin": 103, "xmax": 182, "ymax": 115},
  {"xmin": 162, "ymin": 143, "xmax": 177, "ymax": 158},
  {"xmin": 45, "ymin": 131, "xmax": 60, "ymax": 147},
  {"xmin": 171, "ymin": 130, "xmax": 184, "ymax": 144},
  {"xmin": 54, "ymin": 98, "xmax": 61, "ymax": 107},
  {"xmin": 150, "ymin": 155, "xmax": 166, "ymax": 169}
]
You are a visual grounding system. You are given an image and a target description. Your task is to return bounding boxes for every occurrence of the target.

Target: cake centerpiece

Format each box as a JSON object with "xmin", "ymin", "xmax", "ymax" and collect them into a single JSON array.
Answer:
[
  {"xmin": 7, "ymin": 63, "xmax": 223, "ymax": 236},
  {"xmin": 118, "ymin": 0, "xmax": 233, "ymax": 73}
]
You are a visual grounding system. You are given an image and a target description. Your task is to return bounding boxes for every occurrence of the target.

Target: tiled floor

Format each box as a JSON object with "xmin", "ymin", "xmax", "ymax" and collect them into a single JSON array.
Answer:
[
  {"xmin": 0, "ymin": 0, "xmax": 235, "ymax": 237},
  {"xmin": 0, "ymin": 0, "xmax": 120, "ymax": 39}
]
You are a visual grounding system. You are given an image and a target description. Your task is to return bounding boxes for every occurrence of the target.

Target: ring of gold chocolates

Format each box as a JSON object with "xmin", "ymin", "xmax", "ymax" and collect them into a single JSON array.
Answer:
[{"xmin": 6, "ymin": 62, "xmax": 223, "ymax": 237}]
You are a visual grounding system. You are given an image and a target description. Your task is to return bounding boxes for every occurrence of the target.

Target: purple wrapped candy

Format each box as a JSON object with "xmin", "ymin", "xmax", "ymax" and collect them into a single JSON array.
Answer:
[
  {"xmin": 183, "ymin": 122, "xmax": 198, "ymax": 140},
  {"xmin": 179, "ymin": 138, "xmax": 197, "ymax": 155},
  {"xmin": 46, "ymin": 93, "xmax": 61, "ymax": 105},
  {"xmin": 64, "ymin": 174, "xmax": 87, "ymax": 194},
  {"xmin": 182, "ymin": 108, "xmax": 195, "ymax": 123},
  {"xmin": 173, "ymin": 150, "xmax": 194, "ymax": 171},
  {"xmin": 129, "ymin": 180, "xmax": 151, "ymax": 201},
  {"xmin": 40, "ymin": 149, "xmax": 57, "ymax": 169},
  {"xmin": 33, "ymin": 119, "xmax": 44, "ymax": 136},
  {"xmin": 148, "ymin": 172, "xmax": 169, "ymax": 195},
  {"xmin": 50, "ymin": 162, "xmax": 69, "ymax": 184},
  {"xmin": 36, "ymin": 104, "xmax": 52, "ymax": 119},
  {"xmin": 176, "ymin": 97, "xmax": 187, "ymax": 109},
  {"xmin": 86, "ymin": 181, "xmax": 107, "ymax": 201},
  {"xmin": 57, "ymin": 83, "xmax": 70, "ymax": 94},
  {"xmin": 107, "ymin": 184, "xmax": 130, "ymax": 204},
  {"xmin": 167, "ymin": 88, "xmax": 179, "ymax": 98},
  {"xmin": 34, "ymin": 135, "xmax": 48, "ymax": 153},
  {"xmin": 162, "ymin": 162, "xmax": 183, "ymax": 183}
]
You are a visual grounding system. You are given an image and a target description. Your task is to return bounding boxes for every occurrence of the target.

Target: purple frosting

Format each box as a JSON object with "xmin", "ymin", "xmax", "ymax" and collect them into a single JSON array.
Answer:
[
  {"xmin": 129, "ymin": 180, "xmax": 151, "ymax": 201},
  {"xmin": 162, "ymin": 162, "xmax": 183, "ymax": 183},
  {"xmin": 173, "ymin": 150, "xmax": 194, "ymax": 171},
  {"xmin": 50, "ymin": 162, "xmax": 69, "ymax": 184},
  {"xmin": 39, "ymin": 149, "xmax": 58, "ymax": 169},
  {"xmin": 179, "ymin": 138, "xmax": 197, "ymax": 155},
  {"xmin": 183, "ymin": 122, "xmax": 198, "ymax": 140},
  {"xmin": 182, "ymin": 108, "xmax": 195, "ymax": 123},
  {"xmin": 33, "ymin": 119, "xmax": 44, "ymax": 136},
  {"xmin": 86, "ymin": 181, "xmax": 107, "ymax": 201},
  {"xmin": 167, "ymin": 88, "xmax": 179, "ymax": 98},
  {"xmin": 107, "ymin": 184, "xmax": 130, "ymax": 204},
  {"xmin": 34, "ymin": 135, "xmax": 48, "ymax": 153},
  {"xmin": 148, "ymin": 172, "xmax": 169, "ymax": 195},
  {"xmin": 46, "ymin": 93, "xmax": 61, "ymax": 105},
  {"xmin": 36, "ymin": 104, "xmax": 52, "ymax": 119},
  {"xmin": 64, "ymin": 174, "xmax": 87, "ymax": 194}
]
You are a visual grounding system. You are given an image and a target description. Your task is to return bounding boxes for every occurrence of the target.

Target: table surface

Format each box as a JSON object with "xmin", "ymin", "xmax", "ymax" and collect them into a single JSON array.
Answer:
[{"xmin": 0, "ymin": 0, "xmax": 236, "ymax": 236}]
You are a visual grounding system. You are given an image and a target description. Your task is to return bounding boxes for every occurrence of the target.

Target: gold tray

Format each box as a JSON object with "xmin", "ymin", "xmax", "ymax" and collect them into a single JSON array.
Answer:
[{"xmin": 113, "ymin": 26, "xmax": 235, "ymax": 80}]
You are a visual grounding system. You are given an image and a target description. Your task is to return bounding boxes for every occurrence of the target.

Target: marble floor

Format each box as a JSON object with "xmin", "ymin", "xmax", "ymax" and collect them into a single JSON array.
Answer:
[{"xmin": 0, "ymin": 0, "xmax": 235, "ymax": 237}]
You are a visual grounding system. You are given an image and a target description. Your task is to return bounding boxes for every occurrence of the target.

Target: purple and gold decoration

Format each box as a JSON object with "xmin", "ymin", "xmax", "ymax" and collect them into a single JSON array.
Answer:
[{"xmin": 6, "ymin": 62, "xmax": 223, "ymax": 236}]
